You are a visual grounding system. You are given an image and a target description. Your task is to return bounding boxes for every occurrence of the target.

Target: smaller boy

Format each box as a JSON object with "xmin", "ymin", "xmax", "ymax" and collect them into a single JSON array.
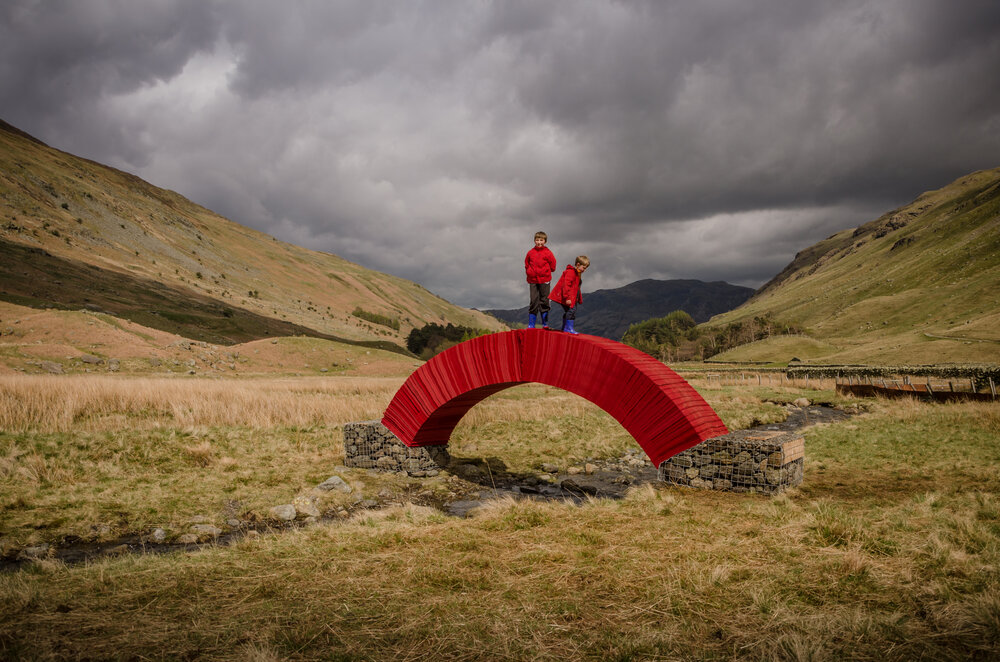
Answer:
[
  {"xmin": 524, "ymin": 231, "xmax": 557, "ymax": 329},
  {"xmin": 548, "ymin": 255, "xmax": 589, "ymax": 334}
]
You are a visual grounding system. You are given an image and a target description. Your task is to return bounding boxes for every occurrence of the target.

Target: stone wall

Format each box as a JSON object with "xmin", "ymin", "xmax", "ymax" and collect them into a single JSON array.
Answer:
[
  {"xmin": 657, "ymin": 430, "xmax": 804, "ymax": 494},
  {"xmin": 343, "ymin": 421, "xmax": 450, "ymax": 477}
]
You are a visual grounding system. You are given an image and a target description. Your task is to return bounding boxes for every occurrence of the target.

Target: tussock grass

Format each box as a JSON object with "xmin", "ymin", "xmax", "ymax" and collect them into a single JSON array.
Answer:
[{"xmin": 0, "ymin": 374, "xmax": 402, "ymax": 432}]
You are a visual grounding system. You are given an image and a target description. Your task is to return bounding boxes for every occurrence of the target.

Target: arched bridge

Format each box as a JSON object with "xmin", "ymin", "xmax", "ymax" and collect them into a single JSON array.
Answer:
[{"xmin": 381, "ymin": 330, "xmax": 728, "ymax": 467}]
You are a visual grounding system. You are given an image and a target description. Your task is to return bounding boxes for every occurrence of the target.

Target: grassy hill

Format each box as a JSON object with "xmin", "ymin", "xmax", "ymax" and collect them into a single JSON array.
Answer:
[
  {"xmin": 706, "ymin": 167, "xmax": 1000, "ymax": 365},
  {"xmin": 0, "ymin": 119, "xmax": 503, "ymax": 353}
]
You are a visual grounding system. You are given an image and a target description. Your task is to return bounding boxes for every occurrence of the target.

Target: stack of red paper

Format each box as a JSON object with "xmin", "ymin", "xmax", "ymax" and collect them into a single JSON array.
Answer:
[{"xmin": 382, "ymin": 330, "xmax": 728, "ymax": 466}]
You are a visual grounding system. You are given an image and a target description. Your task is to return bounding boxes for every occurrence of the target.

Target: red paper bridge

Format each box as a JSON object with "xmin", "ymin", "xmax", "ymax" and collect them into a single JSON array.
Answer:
[{"xmin": 381, "ymin": 330, "xmax": 728, "ymax": 467}]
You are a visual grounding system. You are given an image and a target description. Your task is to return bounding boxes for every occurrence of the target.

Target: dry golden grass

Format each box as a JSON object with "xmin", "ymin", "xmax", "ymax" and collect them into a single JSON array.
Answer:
[
  {"xmin": 1, "ymin": 377, "xmax": 998, "ymax": 659},
  {"xmin": 0, "ymin": 374, "xmax": 403, "ymax": 432}
]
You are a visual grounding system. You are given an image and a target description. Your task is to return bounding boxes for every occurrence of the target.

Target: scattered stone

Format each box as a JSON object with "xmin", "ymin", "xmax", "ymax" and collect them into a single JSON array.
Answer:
[
  {"xmin": 107, "ymin": 358, "xmax": 120, "ymax": 372},
  {"xmin": 560, "ymin": 479, "xmax": 598, "ymax": 496},
  {"xmin": 190, "ymin": 524, "xmax": 223, "ymax": 538},
  {"xmin": 226, "ymin": 519, "xmax": 241, "ymax": 528},
  {"xmin": 360, "ymin": 499, "xmax": 378, "ymax": 509},
  {"xmin": 584, "ymin": 463, "xmax": 598, "ymax": 475},
  {"xmin": 151, "ymin": 528, "xmax": 167, "ymax": 542},
  {"xmin": 316, "ymin": 475, "xmax": 352, "ymax": 493},
  {"xmin": 793, "ymin": 397, "xmax": 810, "ymax": 407},
  {"xmin": 269, "ymin": 504, "xmax": 297, "ymax": 521},
  {"xmin": 176, "ymin": 534, "xmax": 199, "ymax": 544},
  {"xmin": 293, "ymin": 496, "xmax": 321, "ymax": 518},
  {"xmin": 541, "ymin": 462, "xmax": 559, "ymax": 474},
  {"xmin": 40, "ymin": 361, "xmax": 64, "ymax": 374},
  {"xmin": 18, "ymin": 543, "xmax": 50, "ymax": 560},
  {"xmin": 80, "ymin": 354, "xmax": 103, "ymax": 365},
  {"xmin": 567, "ymin": 466, "xmax": 583, "ymax": 475}
]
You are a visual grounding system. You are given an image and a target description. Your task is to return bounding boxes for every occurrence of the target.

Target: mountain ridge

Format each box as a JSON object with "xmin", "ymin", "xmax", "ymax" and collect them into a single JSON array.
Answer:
[{"xmin": 486, "ymin": 278, "xmax": 754, "ymax": 340}]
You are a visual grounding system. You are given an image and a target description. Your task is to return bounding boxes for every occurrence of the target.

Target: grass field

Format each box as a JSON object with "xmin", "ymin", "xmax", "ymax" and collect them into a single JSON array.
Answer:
[{"xmin": 1, "ymin": 374, "xmax": 998, "ymax": 660}]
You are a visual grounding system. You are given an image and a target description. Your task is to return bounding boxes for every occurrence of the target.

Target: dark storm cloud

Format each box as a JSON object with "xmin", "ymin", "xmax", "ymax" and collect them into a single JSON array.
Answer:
[{"xmin": 2, "ymin": 0, "xmax": 998, "ymax": 309}]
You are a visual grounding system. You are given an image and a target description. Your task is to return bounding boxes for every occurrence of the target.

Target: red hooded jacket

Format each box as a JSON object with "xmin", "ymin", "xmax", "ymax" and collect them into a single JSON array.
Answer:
[
  {"xmin": 549, "ymin": 264, "xmax": 583, "ymax": 307},
  {"xmin": 524, "ymin": 246, "xmax": 557, "ymax": 284}
]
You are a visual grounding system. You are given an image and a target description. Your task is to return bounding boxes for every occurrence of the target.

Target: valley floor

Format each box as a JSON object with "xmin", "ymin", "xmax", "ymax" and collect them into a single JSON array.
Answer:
[{"xmin": 1, "ymin": 374, "xmax": 998, "ymax": 660}]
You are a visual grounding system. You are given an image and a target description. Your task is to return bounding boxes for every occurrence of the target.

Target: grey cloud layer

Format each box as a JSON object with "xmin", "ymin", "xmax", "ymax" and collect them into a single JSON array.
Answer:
[{"xmin": 2, "ymin": 0, "xmax": 998, "ymax": 308}]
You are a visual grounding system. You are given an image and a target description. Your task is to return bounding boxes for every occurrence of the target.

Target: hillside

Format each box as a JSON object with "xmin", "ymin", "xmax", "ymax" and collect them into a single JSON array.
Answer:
[
  {"xmin": 486, "ymin": 279, "xmax": 753, "ymax": 340},
  {"xmin": 0, "ymin": 119, "xmax": 503, "ymax": 353},
  {"xmin": 706, "ymin": 167, "xmax": 1000, "ymax": 365},
  {"xmin": 0, "ymin": 299, "xmax": 417, "ymax": 377}
]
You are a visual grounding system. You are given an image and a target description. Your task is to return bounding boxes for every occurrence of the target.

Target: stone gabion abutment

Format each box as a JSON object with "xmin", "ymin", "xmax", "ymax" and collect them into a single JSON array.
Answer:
[
  {"xmin": 657, "ymin": 429, "xmax": 804, "ymax": 494},
  {"xmin": 343, "ymin": 421, "xmax": 450, "ymax": 477}
]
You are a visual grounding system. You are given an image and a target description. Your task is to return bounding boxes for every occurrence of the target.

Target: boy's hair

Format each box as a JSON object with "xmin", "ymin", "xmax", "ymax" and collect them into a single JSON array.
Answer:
[
  {"xmin": 534, "ymin": 231, "xmax": 548, "ymax": 242},
  {"xmin": 575, "ymin": 255, "xmax": 590, "ymax": 267}
]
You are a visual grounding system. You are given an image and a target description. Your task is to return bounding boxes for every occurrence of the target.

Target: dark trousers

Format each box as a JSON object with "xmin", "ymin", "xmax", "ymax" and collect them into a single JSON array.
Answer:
[
  {"xmin": 528, "ymin": 283, "xmax": 551, "ymax": 315},
  {"xmin": 557, "ymin": 303, "xmax": 576, "ymax": 324}
]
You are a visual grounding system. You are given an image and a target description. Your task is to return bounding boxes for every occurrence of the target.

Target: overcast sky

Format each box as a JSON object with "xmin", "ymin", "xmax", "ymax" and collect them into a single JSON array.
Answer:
[{"xmin": 2, "ymin": 1, "xmax": 999, "ymax": 309}]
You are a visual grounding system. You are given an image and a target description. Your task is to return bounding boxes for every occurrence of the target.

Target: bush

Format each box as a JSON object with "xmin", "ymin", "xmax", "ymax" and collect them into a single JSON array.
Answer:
[
  {"xmin": 352, "ymin": 307, "xmax": 400, "ymax": 331},
  {"xmin": 623, "ymin": 311, "xmax": 801, "ymax": 361}
]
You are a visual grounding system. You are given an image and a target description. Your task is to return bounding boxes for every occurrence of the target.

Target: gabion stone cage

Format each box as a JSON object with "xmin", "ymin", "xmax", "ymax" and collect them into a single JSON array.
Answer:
[
  {"xmin": 343, "ymin": 420, "xmax": 450, "ymax": 477},
  {"xmin": 658, "ymin": 429, "xmax": 804, "ymax": 494}
]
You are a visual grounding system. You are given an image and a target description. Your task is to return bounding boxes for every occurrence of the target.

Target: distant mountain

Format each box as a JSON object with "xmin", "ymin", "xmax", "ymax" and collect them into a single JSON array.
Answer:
[
  {"xmin": 706, "ymin": 167, "xmax": 1000, "ymax": 365},
  {"xmin": 0, "ymin": 119, "xmax": 503, "ymax": 352},
  {"xmin": 486, "ymin": 279, "xmax": 754, "ymax": 340}
]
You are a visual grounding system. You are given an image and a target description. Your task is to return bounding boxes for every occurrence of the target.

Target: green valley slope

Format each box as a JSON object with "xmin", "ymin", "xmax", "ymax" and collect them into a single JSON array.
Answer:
[
  {"xmin": 706, "ymin": 167, "xmax": 1000, "ymax": 365},
  {"xmin": 0, "ymin": 120, "xmax": 503, "ymax": 352}
]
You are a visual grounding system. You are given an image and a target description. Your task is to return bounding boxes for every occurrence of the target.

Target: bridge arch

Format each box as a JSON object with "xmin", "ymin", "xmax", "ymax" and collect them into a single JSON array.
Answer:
[{"xmin": 381, "ymin": 330, "xmax": 728, "ymax": 467}]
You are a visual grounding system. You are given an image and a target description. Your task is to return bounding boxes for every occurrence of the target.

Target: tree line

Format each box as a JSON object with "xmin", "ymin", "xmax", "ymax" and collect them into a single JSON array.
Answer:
[{"xmin": 622, "ymin": 311, "xmax": 801, "ymax": 361}]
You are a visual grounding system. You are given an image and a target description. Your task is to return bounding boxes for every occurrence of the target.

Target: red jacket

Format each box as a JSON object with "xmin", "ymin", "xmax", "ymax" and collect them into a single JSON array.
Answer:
[
  {"xmin": 549, "ymin": 264, "xmax": 582, "ymax": 307},
  {"xmin": 525, "ymin": 246, "xmax": 557, "ymax": 284}
]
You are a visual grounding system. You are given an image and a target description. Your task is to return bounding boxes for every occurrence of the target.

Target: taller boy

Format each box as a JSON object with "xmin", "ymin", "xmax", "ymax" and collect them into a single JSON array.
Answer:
[{"xmin": 524, "ymin": 231, "xmax": 557, "ymax": 329}]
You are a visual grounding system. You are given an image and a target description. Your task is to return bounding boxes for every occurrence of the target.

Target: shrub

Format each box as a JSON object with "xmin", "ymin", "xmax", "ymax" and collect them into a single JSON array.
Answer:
[{"xmin": 351, "ymin": 308, "xmax": 400, "ymax": 331}]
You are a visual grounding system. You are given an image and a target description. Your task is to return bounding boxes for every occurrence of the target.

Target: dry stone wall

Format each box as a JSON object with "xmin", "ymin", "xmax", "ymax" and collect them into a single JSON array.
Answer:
[
  {"xmin": 343, "ymin": 421, "xmax": 450, "ymax": 477},
  {"xmin": 658, "ymin": 429, "xmax": 804, "ymax": 494}
]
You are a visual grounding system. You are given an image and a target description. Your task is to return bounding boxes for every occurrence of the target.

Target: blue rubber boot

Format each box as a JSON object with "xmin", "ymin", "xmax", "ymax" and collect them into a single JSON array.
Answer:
[
  {"xmin": 528, "ymin": 313, "xmax": 537, "ymax": 329},
  {"xmin": 541, "ymin": 311, "xmax": 549, "ymax": 329},
  {"xmin": 564, "ymin": 319, "xmax": 578, "ymax": 335}
]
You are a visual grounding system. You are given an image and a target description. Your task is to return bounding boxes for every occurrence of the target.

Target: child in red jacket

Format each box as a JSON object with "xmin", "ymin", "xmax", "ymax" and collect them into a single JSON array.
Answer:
[
  {"xmin": 548, "ymin": 255, "xmax": 590, "ymax": 334},
  {"xmin": 524, "ymin": 231, "xmax": 557, "ymax": 328}
]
